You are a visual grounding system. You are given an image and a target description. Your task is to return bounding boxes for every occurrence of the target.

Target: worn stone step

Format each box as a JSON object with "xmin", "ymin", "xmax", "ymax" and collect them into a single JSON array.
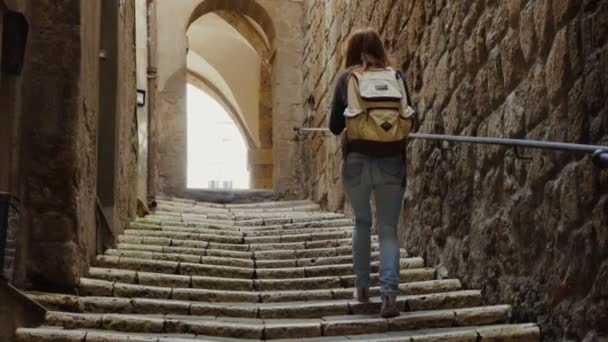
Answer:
[
  {"xmin": 229, "ymin": 204, "xmax": 321, "ymax": 213},
  {"xmin": 155, "ymin": 199, "xmax": 314, "ymax": 211},
  {"xmin": 257, "ymin": 253, "xmax": 417, "ymax": 268},
  {"xmin": 155, "ymin": 204, "xmax": 321, "ymax": 216},
  {"xmin": 135, "ymin": 214, "xmax": 346, "ymax": 230},
  {"xmin": 242, "ymin": 224, "xmax": 353, "ymax": 235},
  {"xmin": 15, "ymin": 323, "xmax": 541, "ymax": 342},
  {"xmin": 84, "ymin": 266, "xmax": 437, "ymax": 293},
  {"xmin": 116, "ymin": 243, "xmax": 252, "ymax": 259},
  {"xmin": 129, "ymin": 222, "xmax": 244, "ymax": 235},
  {"xmin": 242, "ymin": 219, "xmax": 353, "ymax": 231},
  {"xmin": 137, "ymin": 218, "xmax": 354, "ymax": 234},
  {"xmin": 95, "ymin": 256, "xmax": 256, "ymax": 279},
  {"xmin": 209, "ymin": 211, "xmax": 330, "ymax": 223},
  {"xmin": 95, "ymin": 254, "xmax": 429, "ymax": 280},
  {"xmin": 154, "ymin": 197, "xmax": 198, "ymax": 205},
  {"xmin": 154, "ymin": 199, "xmax": 317, "ymax": 211},
  {"xmin": 80, "ymin": 269, "xmax": 436, "ymax": 300},
  {"xmin": 136, "ymin": 217, "xmax": 239, "ymax": 230},
  {"xmin": 272, "ymin": 324, "xmax": 540, "ymax": 342},
  {"xmin": 225, "ymin": 199, "xmax": 316, "ymax": 209},
  {"xmin": 108, "ymin": 247, "xmax": 410, "ymax": 269},
  {"xmin": 30, "ymin": 287, "xmax": 474, "ymax": 319},
  {"xmin": 116, "ymin": 242, "xmax": 406, "ymax": 262},
  {"xmin": 123, "ymin": 230, "xmax": 245, "ymax": 244},
  {"xmin": 228, "ymin": 203, "xmax": 321, "ymax": 211},
  {"xmin": 76, "ymin": 273, "xmax": 439, "ymax": 304},
  {"xmin": 234, "ymin": 211, "xmax": 344, "ymax": 219},
  {"xmin": 154, "ymin": 205, "xmax": 230, "ymax": 216},
  {"xmin": 31, "ymin": 288, "xmax": 475, "ymax": 321},
  {"xmin": 38, "ymin": 305, "xmax": 509, "ymax": 339},
  {"xmin": 233, "ymin": 214, "xmax": 346, "ymax": 226},
  {"xmin": 123, "ymin": 228, "xmax": 358, "ymax": 245},
  {"xmin": 117, "ymin": 234, "xmax": 379, "ymax": 253},
  {"xmin": 105, "ymin": 248, "xmax": 419, "ymax": 270},
  {"xmin": 133, "ymin": 218, "xmax": 355, "ymax": 237},
  {"xmin": 104, "ymin": 250, "xmax": 255, "ymax": 268},
  {"xmin": 166, "ymin": 225, "xmax": 353, "ymax": 239}
]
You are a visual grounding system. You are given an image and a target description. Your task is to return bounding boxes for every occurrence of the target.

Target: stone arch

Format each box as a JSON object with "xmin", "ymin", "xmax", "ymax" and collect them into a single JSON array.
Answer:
[
  {"xmin": 186, "ymin": 1, "xmax": 274, "ymax": 189},
  {"xmin": 214, "ymin": 10, "xmax": 271, "ymax": 59},
  {"xmin": 187, "ymin": 0, "xmax": 275, "ymax": 44}
]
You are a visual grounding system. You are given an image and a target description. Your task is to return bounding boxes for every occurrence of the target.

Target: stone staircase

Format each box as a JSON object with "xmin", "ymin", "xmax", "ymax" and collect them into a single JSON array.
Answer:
[{"xmin": 16, "ymin": 198, "xmax": 540, "ymax": 341}]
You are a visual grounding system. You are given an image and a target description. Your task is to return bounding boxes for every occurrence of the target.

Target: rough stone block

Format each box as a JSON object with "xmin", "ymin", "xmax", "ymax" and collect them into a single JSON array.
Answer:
[
  {"xmin": 264, "ymin": 319, "xmax": 323, "ymax": 339},
  {"xmin": 102, "ymin": 314, "xmax": 164, "ymax": 333},
  {"xmin": 454, "ymin": 305, "xmax": 511, "ymax": 326},
  {"xmin": 46, "ymin": 312, "xmax": 102, "ymax": 329},
  {"xmin": 137, "ymin": 272, "xmax": 191, "ymax": 288},
  {"xmin": 79, "ymin": 297, "xmax": 133, "ymax": 314},
  {"xmin": 131, "ymin": 298, "xmax": 191, "ymax": 315},
  {"xmin": 79, "ymin": 278, "xmax": 115, "ymax": 297},
  {"xmin": 322, "ymin": 316, "xmax": 388, "ymax": 336},
  {"xmin": 114, "ymin": 283, "xmax": 172, "ymax": 300},
  {"xmin": 545, "ymin": 28, "xmax": 571, "ymax": 103},
  {"xmin": 190, "ymin": 303, "xmax": 258, "ymax": 318},
  {"xmin": 388, "ymin": 309, "xmax": 455, "ymax": 330}
]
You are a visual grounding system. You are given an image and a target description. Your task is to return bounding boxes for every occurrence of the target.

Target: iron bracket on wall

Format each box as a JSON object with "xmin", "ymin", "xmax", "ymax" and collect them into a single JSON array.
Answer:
[
  {"xmin": 592, "ymin": 149, "xmax": 608, "ymax": 169},
  {"xmin": 514, "ymin": 146, "xmax": 534, "ymax": 161},
  {"xmin": 293, "ymin": 127, "xmax": 608, "ymax": 169}
]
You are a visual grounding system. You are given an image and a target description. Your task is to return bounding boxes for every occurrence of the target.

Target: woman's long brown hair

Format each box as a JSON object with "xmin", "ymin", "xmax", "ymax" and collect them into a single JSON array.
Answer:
[{"xmin": 345, "ymin": 28, "xmax": 390, "ymax": 69}]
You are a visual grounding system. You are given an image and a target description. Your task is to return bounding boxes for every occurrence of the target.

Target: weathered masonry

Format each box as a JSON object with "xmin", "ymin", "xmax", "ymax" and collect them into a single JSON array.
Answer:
[
  {"xmin": 299, "ymin": 1, "xmax": 608, "ymax": 341},
  {"xmin": 0, "ymin": 0, "xmax": 606, "ymax": 341},
  {"xmin": 149, "ymin": 0, "xmax": 306, "ymax": 196}
]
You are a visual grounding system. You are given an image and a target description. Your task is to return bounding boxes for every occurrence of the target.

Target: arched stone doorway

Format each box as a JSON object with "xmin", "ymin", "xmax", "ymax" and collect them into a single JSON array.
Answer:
[
  {"xmin": 149, "ymin": 0, "xmax": 275, "ymax": 195},
  {"xmin": 186, "ymin": 7, "xmax": 273, "ymax": 189},
  {"xmin": 149, "ymin": 0, "xmax": 305, "ymax": 198}
]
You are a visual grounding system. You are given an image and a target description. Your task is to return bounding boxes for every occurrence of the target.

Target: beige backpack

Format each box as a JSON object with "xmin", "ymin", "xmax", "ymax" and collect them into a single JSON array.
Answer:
[{"xmin": 344, "ymin": 67, "xmax": 415, "ymax": 142}]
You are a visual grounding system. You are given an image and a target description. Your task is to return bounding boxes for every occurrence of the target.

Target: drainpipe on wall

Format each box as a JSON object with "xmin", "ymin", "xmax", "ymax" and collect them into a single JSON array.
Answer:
[{"xmin": 146, "ymin": 0, "xmax": 157, "ymax": 202}]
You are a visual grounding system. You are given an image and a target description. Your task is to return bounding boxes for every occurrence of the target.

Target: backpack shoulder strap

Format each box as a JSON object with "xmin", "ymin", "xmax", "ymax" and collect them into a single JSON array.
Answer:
[{"xmin": 395, "ymin": 71, "xmax": 413, "ymax": 107}]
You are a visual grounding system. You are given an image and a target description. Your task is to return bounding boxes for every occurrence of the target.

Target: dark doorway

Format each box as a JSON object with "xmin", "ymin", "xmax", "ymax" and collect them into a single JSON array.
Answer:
[
  {"xmin": 0, "ymin": 8, "xmax": 28, "ymax": 193},
  {"xmin": 1, "ymin": 10, "xmax": 28, "ymax": 75},
  {"xmin": 96, "ymin": 0, "xmax": 119, "ymax": 227}
]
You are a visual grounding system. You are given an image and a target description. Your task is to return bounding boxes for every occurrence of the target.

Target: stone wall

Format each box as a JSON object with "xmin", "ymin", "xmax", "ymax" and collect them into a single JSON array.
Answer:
[
  {"xmin": 301, "ymin": 0, "xmax": 608, "ymax": 340},
  {"xmin": 135, "ymin": 0, "xmax": 149, "ymax": 200},
  {"xmin": 0, "ymin": 4, "xmax": 6, "ymax": 191},
  {"xmin": 0, "ymin": 1, "xmax": 25, "ymax": 196},
  {"xmin": 8, "ymin": 0, "xmax": 138, "ymax": 291},
  {"xmin": 16, "ymin": 0, "xmax": 99, "ymax": 290},
  {"xmin": 0, "ymin": 281, "xmax": 45, "ymax": 342},
  {"xmin": 113, "ymin": 0, "xmax": 139, "ymax": 242}
]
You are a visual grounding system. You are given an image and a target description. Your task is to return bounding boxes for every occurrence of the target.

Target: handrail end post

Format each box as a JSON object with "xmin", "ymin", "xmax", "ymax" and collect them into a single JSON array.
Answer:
[{"xmin": 592, "ymin": 149, "xmax": 608, "ymax": 169}]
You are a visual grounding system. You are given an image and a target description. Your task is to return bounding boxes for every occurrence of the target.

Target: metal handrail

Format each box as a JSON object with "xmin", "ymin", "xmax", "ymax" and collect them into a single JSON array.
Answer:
[{"xmin": 293, "ymin": 127, "xmax": 608, "ymax": 169}]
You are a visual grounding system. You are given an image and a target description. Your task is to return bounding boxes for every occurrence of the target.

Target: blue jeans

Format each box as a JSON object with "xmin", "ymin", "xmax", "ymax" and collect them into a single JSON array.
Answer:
[{"xmin": 342, "ymin": 152, "xmax": 405, "ymax": 297}]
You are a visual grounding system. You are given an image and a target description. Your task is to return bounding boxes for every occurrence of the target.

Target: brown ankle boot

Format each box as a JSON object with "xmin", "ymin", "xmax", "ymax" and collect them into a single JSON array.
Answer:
[
  {"xmin": 354, "ymin": 288, "xmax": 370, "ymax": 303},
  {"xmin": 380, "ymin": 295, "xmax": 400, "ymax": 318}
]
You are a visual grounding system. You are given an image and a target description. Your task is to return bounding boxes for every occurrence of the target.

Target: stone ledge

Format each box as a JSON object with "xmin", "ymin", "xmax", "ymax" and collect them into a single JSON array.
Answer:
[
  {"xmin": 37, "ymin": 305, "xmax": 512, "ymax": 339},
  {"xmin": 15, "ymin": 324, "xmax": 540, "ymax": 341},
  {"xmin": 181, "ymin": 190, "xmax": 280, "ymax": 204}
]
